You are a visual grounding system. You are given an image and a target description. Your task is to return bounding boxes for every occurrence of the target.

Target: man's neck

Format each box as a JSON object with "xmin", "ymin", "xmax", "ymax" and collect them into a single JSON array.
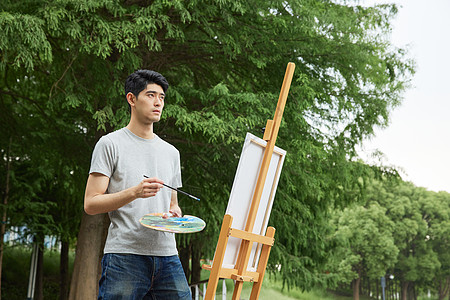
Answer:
[{"xmin": 126, "ymin": 120, "xmax": 155, "ymax": 139}]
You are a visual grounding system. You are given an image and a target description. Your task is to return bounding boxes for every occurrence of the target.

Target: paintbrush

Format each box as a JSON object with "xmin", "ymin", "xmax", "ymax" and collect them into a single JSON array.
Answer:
[{"xmin": 143, "ymin": 175, "xmax": 200, "ymax": 201}]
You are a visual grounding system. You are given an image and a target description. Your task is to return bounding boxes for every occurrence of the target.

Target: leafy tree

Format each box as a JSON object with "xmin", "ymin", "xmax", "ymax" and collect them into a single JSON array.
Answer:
[
  {"xmin": 327, "ymin": 173, "xmax": 450, "ymax": 300},
  {"xmin": 329, "ymin": 202, "xmax": 398, "ymax": 300},
  {"xmin": 0, "ymin": 0, "xmax": 414, "ymax": 298},
  {"xmin": 0, "ymin": 70, "xmax": 86, "ymax": 298},
  {"xmin": 0, "ymin": 72, "xmax": 62, "ymax": 299},
  {"xmin": 381, "ymin": 183, "xmax": 440, "ymax": 300},
  {"xmin": 358, "ymin": 178, "xmax": 446, "ymax": 300},
  {"xmin": 425, "ymin": 192, "xmax": 450, "ymax": 300}
]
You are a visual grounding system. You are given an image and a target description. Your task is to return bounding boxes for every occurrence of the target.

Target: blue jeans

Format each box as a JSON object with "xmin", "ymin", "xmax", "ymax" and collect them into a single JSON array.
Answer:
[{"xmin": 98, "ymin": 254, "xmax": 191, "ymax": 300}]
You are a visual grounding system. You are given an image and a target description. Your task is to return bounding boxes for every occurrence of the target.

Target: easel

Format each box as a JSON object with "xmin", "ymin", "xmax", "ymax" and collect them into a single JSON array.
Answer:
[{"xmin": 202, "ymin": 62, "xmax": 295, "ymax": 300}]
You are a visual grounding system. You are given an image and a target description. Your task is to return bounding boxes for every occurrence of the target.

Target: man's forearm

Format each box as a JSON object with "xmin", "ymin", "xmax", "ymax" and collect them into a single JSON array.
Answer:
[{"xmin": 84, "ymin": 186, "xmax": 138, "ymax": 215}]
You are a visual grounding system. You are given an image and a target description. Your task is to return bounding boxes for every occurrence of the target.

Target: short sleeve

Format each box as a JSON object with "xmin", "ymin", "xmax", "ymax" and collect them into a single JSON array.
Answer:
[{"xmin": 89, "ymin": 136, "xmax": 116, "ymax": 178}]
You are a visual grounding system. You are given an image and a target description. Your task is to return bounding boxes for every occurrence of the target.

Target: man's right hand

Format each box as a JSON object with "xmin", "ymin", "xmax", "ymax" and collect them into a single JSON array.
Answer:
[
  {"xmin": 84, "ymin": 173, "xmax": 165, "ymax": 215},
  {"xmin": 135, "ymin": 177, "xmax": 164, "ymax": 198}
]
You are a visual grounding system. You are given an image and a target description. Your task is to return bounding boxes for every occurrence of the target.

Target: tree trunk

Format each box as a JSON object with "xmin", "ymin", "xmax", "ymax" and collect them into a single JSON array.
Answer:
[
  {"xmin": 353, "ymin": 277, "xmax": 360, "ymax": 300},
  {"xmin": 409, "ymin": 282, "xmax": 416, "ymax": 300},
  {"xmin": 68, "ymin": 213, "xmax": 109, "ymax": 300},
  {"xmin": 401, "ymin": 281, "xmax": 409, "ymax": 300},
  {"xmin": 360, "ymin": 276, "xmax": 363, "ymax": 296},
  {"xmin": 438, "ymin": 277, "xmax": 450, "ymax": 300},
  {"xmin": 60, "ymin": 240, "xmax": 70, "ymax": 300},
  {"xmin": 376, "ymin": 278, "xmax": 379, "ymax": 300},
  {"xmin": 191, "ymin": 242, "xmax": 202, "ymax": 285},
  {"xmin": 0, "ymin": 137, "xmax": 12, "ymax": 300}
]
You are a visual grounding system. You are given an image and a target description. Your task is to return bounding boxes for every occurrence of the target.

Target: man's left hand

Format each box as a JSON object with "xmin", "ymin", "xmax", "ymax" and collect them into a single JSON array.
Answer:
[{"xmin": 169, "ymin": 204, "xmax": 182, "ymax": 218}]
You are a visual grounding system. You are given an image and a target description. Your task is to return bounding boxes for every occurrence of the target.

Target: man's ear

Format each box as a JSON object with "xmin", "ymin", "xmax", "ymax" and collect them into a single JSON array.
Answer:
[{"xmin": 126, "ymin": 92, "xmax": 136, "ymax": 107}]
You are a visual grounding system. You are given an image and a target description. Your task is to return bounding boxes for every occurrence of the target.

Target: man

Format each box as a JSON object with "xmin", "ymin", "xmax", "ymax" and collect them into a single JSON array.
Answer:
[{"xmin": 84, "ymin": 70, "xmax": 191, "ymax": 299}]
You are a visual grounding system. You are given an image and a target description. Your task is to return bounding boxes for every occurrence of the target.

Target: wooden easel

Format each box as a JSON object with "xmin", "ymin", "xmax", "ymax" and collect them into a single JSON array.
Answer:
[{"xmin": 202, "ymin": 62, "xmax": 295, "ymax": 300}]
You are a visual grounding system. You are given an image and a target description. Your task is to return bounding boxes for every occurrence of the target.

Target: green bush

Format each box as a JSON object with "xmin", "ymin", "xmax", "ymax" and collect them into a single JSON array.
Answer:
[
  {"xmin": 1, "ymin": 245, "xmax": 74, "ymax": 300},
  {"xmin": 2, "ymin": 246, "xmax": 31, "ymax": 299}
]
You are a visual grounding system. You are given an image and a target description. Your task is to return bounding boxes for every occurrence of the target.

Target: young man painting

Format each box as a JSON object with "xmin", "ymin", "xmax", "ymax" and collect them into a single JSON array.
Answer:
[{"xmin": 84, "ymin": 70, "xmax": 191, "ymax": 299}]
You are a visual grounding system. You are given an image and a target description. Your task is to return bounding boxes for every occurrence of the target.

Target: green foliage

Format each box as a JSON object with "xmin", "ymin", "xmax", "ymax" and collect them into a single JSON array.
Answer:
[
  {"xmin": 0, "ymin": 11, "xmax": 53, "ymax": 70},
  {"xmin": 329, "ymin": 202, "xmax": 398, "ymax": 282},
  {"xmin": 0, "ymin": 0, "xmax": 415, "ymax": 290},
  {"xmin": 1, "ymin": 246, "xmax": 30, "ymax": 299},
  {"xmin": 1, "ymin": 245, "xmax": 75, "ymax": 300},
  {"xmin": 327, "ymin": 174, "xmax": 450, "ymax": 298}
]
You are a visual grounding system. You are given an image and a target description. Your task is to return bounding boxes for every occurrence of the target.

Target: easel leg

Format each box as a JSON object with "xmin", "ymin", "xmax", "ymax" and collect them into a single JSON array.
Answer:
[
  {"xmin": 231, "ymin": 238, "xmax": 254, "ymax": 299},
  {"xmin": 231, "ymin": 274, "xmax": 244, "ymax": 299},
  {"xmin": 249, "ymin": 227, "xmax": 276, "ymax": 300},
  {"xmin": 204, "ymin": 214, "xmax": 233, "ymax": 300}
]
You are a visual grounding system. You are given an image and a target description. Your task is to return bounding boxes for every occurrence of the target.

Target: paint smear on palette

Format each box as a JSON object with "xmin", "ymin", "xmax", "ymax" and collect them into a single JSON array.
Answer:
[{"xmin": 139, "ymin": 213, "xmax": 206, "ymax": 233}]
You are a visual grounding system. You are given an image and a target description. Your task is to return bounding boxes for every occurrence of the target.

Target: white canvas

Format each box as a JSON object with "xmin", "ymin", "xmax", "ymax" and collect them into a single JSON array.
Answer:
[{"xmin": 222, "ymin": 132, "xmax": 286, "ymax": 272}]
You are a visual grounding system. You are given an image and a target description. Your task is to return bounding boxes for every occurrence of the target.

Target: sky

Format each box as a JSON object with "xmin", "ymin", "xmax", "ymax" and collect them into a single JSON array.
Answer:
[{"xmin": 358, "ymin": 0, "xmax": 450, "ymax": 193}]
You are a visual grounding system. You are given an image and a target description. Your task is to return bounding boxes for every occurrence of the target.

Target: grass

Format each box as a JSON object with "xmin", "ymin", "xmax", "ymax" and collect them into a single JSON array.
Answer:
[
  {"xmin": 228, "ymin": 280, "xmax": 369, "ymax": 300},
  {"xmin": 196, "ymin": 270, "xmax": 373, "ymax": 300}
]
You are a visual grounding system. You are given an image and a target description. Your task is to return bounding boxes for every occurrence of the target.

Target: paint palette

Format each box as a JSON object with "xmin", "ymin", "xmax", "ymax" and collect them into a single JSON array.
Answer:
[{"xmin": 139, "ymin": 213, "xmax": 206, "ymax": 233}]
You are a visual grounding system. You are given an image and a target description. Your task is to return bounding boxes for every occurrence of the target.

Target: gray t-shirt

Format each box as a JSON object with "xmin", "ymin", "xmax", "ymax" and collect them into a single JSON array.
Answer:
[{"xmin": 89, "ymin": 127, "xmax": 182, "ymax": 256}]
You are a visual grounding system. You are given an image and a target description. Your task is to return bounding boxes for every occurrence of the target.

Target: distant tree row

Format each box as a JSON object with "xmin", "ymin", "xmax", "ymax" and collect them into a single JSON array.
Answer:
[{"xmin": 326, "ymin": 172, "xmax": 450, "ymax": 300}]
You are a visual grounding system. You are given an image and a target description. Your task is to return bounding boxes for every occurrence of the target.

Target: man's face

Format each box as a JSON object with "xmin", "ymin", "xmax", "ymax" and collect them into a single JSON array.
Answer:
[{"xmin": 133, "ymin": 83, "xmax": 165, "ymax": 124}]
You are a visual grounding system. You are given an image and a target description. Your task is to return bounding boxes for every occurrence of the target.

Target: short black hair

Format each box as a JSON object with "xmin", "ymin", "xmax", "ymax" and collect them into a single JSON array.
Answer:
[{"xmin": 125, "ymin": 69, "xmax": 169, "ymax": 98}]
